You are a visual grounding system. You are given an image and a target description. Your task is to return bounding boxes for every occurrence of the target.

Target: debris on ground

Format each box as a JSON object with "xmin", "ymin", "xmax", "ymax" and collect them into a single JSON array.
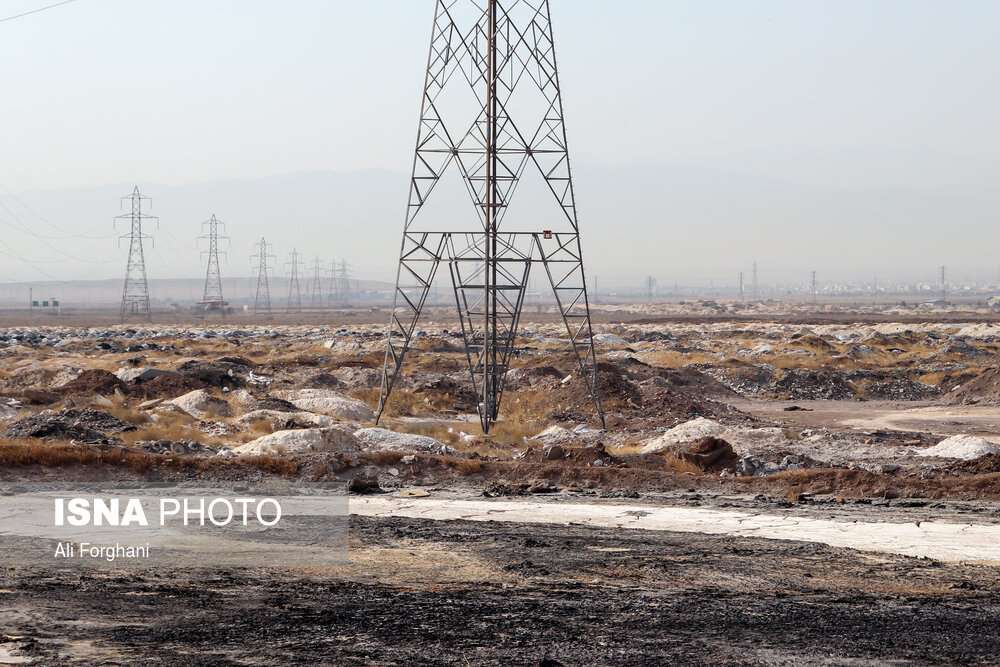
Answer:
[
  {"xmin": 138, "ymin": 439, "xmax": 223, "ymax": 457},
  {"xmin": 3, "ymin": 408, "xmax": 135, "ymax": 444}
]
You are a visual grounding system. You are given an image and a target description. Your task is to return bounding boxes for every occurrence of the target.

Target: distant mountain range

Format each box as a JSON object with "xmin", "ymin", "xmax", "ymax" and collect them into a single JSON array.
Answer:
[{"xmin": 3, "ymin": 152, "xmax": 997, "ymax": 289}]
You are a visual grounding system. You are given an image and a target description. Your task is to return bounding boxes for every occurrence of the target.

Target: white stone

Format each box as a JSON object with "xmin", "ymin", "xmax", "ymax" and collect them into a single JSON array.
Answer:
[
  {"xmin": 0, "ymin": 404, "xmax": 18, "ymax": 422},
  {"xmin": 593, "ymin": 333, "xmax": 629, "ymax": 345},
  {"xmin": 641, "ymin": 418, "xmax": 727, "ymax": 454},
  {"xmin": 353, "ymin": 427, "xmax": 444, "ymax": 453},
  {"xmin": 233, "ymin": 409, "xmax": 339, "ymax": 429},
  {"xmin": 166, "ymin": 389, "xmax": 234, "ymax": 419},
  {"xmin": 917, "ymin": 435, "xmax": 999, "ymax": 460},
  {"xmin": 532, "ymin": 425, "xmax": 578, "ymax": 445},
  {"xmin": 274, "ymin": 389, "xmax": 374, "ymax": 421},
  {"xmin": 233, "ymin": 427, "xmax": 361, "ymax": 455},
  {"xmin": 115, "ymin": 368, "xmax": 146, "ymax": 383}
]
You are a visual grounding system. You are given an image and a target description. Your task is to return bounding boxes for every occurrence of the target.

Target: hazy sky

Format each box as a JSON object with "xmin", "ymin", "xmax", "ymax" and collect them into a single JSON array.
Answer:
[{"xmin": 1, "ymin": 0, "xmax": 999, "ymax": 286}]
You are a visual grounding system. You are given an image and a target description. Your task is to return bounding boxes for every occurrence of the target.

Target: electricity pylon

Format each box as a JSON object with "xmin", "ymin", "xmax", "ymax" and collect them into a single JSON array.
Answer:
[
  {"xmin": 252, "ymin": 237, "xmax": 274, "ymax": 314},
  {"xmin": 286, "ymin": 249, "xmax": 303, "ymax": 314},
  {"xmin": 327, "ymin": 260, "xmax": 338, "ymax": 305},
  {"xmin": 199, "ymin": 214, "xmax": 228, "ymax": 302},
  {"xmin": 116, "ymin": 186, "xmax": 156, "ymax": 322},
  {"xmin": 309, "ymin": 256, "xmax": 324, "ymax": 308},
  {"xmin": 377, "ymin": 0, "xmax": 604, "ymax": 433},
  {"xmin": 337, "ymin": 260, "xmax": 351, "ymax": 306}
]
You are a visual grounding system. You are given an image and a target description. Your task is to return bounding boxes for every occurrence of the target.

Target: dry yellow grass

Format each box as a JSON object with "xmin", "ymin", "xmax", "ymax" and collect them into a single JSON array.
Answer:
[
  {"xmin": 0, "ymin": 440, "xmax": 298, "ymax": 476},
  {"xmin": 350, "ymin": 387, "xmax": 427, "ymax": 417},
  {"xmin": 120, "ymin": 411, "xmax": 197, "ymax": 446}
]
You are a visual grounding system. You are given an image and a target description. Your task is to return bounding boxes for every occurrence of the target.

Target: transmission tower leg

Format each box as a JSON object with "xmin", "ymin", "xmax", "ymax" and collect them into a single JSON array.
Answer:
[
  {"xmin": 448, "ymin": 233, "xmax": 532, "ymax": 433},
  {"xmin": 536, "ymin": 233, "xmax": 605, "ymax": 428},
  {"xmin": 376, "ymin": 233, "xmax": 448, "ymax": 423}
]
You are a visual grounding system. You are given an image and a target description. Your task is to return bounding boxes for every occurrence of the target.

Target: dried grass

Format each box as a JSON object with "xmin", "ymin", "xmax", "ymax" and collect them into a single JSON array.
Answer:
[
  {"xmin": 444, "ymin": 456, "xmax": 483, "ymax": 475},
  {"xmin": 349, "ymin": 387, "xmax": 426, "ymax": 417},
  {"xmin": 0, "ymin": 440, "xmax": 298, "ymax": 477},
  {"xmin": 369, "ymin": 450, "xmax": 405, "ymax": 466}
]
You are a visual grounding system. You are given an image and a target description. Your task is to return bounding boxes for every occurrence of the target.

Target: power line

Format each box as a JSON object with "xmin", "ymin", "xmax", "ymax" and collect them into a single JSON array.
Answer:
[
  {"xmin": 0, "ymin": 0, "xmax": 78, "ymax": 25},
  {"xmin": 0, "ymin": 177, "xmax": 110, "ymax": 240}
]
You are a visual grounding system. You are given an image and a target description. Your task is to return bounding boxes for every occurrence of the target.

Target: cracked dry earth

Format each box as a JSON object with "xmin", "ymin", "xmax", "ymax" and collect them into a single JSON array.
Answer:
[{"xmin": 2, "ymin": 514, "xmax": 1000, "ymax": 665}]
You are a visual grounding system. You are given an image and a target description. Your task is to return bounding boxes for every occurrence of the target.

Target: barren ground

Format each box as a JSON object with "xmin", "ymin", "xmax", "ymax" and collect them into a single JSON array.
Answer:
[{"xmin": 3, "ymin": 304, "xmax": 1000, "ymax": 663}]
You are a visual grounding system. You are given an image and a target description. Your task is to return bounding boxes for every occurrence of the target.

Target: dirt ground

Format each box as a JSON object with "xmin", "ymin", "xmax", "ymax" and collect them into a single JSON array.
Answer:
[
  {"xmin": 3, "ymin": 514, "xmax": 1000, "ymax": 665},
  {"xmin": 3, "ymin": 307, "xmax": 1000, "ymax": 663}
]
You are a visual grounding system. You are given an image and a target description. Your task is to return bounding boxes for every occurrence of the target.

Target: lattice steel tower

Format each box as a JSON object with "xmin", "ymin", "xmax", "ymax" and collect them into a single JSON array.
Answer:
[
  {"xmin": 309, "ymin": 256, "xmax": 325, "ymax": 308},
  {"xmin": 199, "ymin": 215, "xmax": 228, "ymax": 302},
  {"xmin": 252, "ymin": 237, "xmax": 274, "ymax": 314},
  {"xmin": 377, "ymin": 0, "xmax": 604, "ymax": 433},
  {"xmin": 286, "ymin": 249, "xmax": 303, "ymax": 314},
  {"xmin": 116, "ymin": 186, "xmax": 156, "ymax": 322}
]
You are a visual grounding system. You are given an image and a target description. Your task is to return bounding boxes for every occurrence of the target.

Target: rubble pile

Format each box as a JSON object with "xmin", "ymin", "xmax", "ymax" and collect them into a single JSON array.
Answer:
[{"xmin": 3, "ymin": 408, "xmax": 135, "ymax": 444}]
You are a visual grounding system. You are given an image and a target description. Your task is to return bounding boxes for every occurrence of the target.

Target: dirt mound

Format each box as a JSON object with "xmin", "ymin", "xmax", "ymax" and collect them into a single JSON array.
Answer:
[
  {"xmin": 524, "ymin": 443, "xmax": 615, "ymax": 467},
  {"xmin": 53, "ymin": 369, "xmax": 127, "ymax": 396},
  {"xmin": 413, "ymin": 373, "xmax": 476, "ymax": 404},
  {"xmin": 947, "ymin": 368, "xmax": 1000, "ymax": 405},
  {"xmin": 216, "ymin": 355, "xmax": 256, "ymax": 367},
  {"xmin": 950, "ymin": 453, "xmax": 1000, "ymax": 474},
  {"xmin": 861, "ymin": 378, "xmax": 939, "ymax": 400},
  {"xmin": 251, "ymin": 396, "xmax": 299, "ymax": 412},
  {"xmin": 1, "ymin": 363, "xmax": 57, "ymax": 390},
  {"xmin": 138, "ymin": 373, "xmax": 210, "ymax": 398},
  {"xmin": 304, "ymin": 372, "xmax": 346, "ymax": 389},
  {"xmin": 670, "ymin": 436, "xmax": 737, "ymax": 471},
  {"xmin": 595, "ymin": 362, "xmax": 643, "ymax": 409},
  {"xmin": 774, "ymin": 370, "xmax": 854, "ymax": 400},
  {"xmin": 506, "ymin": 365, "xmax": 565, "ymax": 390},
  {"xmin": 700, "ymin": 362, "xmax": 777, "ymax": 397},
  {"xmin": 548, "ymin": 361, "xmax": 740, "ymax": 427},
  {"xmin": 3, "ymin": 408, "xmax": 134, "ymax": 443},
  {"xmin": 177, "ymin": 360, "xmax": 244, "ymax": 389}
]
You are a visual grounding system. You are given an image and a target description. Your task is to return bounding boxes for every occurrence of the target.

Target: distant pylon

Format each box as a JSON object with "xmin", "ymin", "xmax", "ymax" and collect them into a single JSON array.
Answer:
[
  {"xmin": 309, "ymin": 256, "xmax": 324, "ymax": 308},
  {"xmin": 738, "ymin": 272, "xmax": 744, "ymax": 303},
  {"xmin": 198, "ymin": 215, "xmax": 228, "ymax": 302},
  {"xmin": 337, "ymin": 260, "xmax": 351, "ymax": 306},
  {"xmin": 286, "ymin": 249, "xmax": 303, "ymax": 313},
  {"xmin": 940, "ymin": 265, "xmax": 947, "ymax": 299},
  {"xmin": 115, "ymin": 186, "xmax": 156, "ymax": 323},
  {"xmin": 252, "ymin": 237, "xmax": 274, "ymax": 314},
  {"xmin": 327, "ymin": 260, "xmax": 338, "ymax": 305},
  {"xmin": 811, "ymin": 270, "xmax": 817, "ymax": 304}
]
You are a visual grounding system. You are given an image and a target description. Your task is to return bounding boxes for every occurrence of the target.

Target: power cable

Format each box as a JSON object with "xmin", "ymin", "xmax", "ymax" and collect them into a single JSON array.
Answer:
[
  {"xmin": 0, "ymin": 178, "xmax": 111, "ymax": 240},
  {"xmin": 0, "ymin": 0, "xmax": 78, "ymax": 25}
]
